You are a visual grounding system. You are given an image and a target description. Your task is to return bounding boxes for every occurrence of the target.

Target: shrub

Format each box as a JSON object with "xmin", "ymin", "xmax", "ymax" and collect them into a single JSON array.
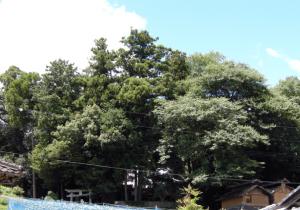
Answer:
[
  {"xmin": 0, "ymin": 198, "xmax": 7, "ymax": 206},
  {"xmin": 177, "ymin": 185, "xmax": 206, "ymax": 210},
  {"xmin": 44, "ymin": 191, "xmax": 58, "ymax": 200},
  {"xmin": 12, "ymin": 186, "xmax": 24, "ymax": 196}
]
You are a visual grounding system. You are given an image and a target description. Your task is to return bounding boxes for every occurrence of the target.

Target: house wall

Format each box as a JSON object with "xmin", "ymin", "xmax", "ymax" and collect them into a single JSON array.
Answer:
[
  {"xmin": 221, "ymin": 197, "xmax": 243, "ymax": 209},
  {"xmin": 243, "ymin": 189, "xmax": 270, "ymax": 207},
  {"xmin": 273, "ymin": 186, "xmax": 293, "ymax": 203},
  {"xmin": 221, "ymin": 189, "xmax": 270, "ymax": 209}
]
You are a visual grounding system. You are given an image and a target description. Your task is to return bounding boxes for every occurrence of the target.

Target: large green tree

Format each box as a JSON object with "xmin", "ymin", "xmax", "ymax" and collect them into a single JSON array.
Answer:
[
  {"xmin": 33, "ymin": 59, "xmax": 81, "ymax": 145},
  {"xmin": 155, "ymin": 96, "xmax": 267, "ymax": 182},
  {"xmin": 31, "ymin": 104, "xmax": 132, "ymax": 197},
  {"xmin": 0, "ymin": 66, "xmax": 39, "ymax": 153}
]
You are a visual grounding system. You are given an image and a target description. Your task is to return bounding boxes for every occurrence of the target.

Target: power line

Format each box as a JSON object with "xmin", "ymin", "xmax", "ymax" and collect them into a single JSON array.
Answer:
[
  {"xmin": 40, "ymin": 159, "xmax": 300, "ymax": 185},
  {"xmin": 3, "ymin": 148, "xmax": 300, "ymax": 160},
  {"xmin": 55, "ymin": 159, "xmax": 185, "ymax": 178},
  {"xmin": 0, "ymin": 149, "xmax": 300, "ymax": 184}
]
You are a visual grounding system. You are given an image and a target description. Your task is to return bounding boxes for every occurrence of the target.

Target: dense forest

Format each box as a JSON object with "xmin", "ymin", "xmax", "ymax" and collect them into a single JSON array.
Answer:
[{"xmin": 1, "ymin": 29, "xmax": 300, "ymax": 208}]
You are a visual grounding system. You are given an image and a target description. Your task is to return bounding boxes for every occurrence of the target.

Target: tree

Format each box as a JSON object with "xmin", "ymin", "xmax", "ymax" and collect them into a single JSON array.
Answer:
[
  {"xmin": 3, "ymin": 72, "xmax": 39, "ymax": 128},
  {"xmin": 187, "ymin": 60, "xmax": 268, "ymax": 101},
  {"xmin": 115, "ymin": 30, "xmax": 190, "ymax": 200},
  {"xmin": 177, "ymin": 185, "xmax": 206, "ymax": 210},
  {"xmin": 253, "ymin": 81, "xmax": 300, "ymax": 180},
  {"xmin": 88, "ymin": 38, "xmax": 116, "ymax": 77},
  {"xmin": 155, "ymin": 96, "xmax": 267, "ymax": 183},
  {"xmin": 118, "ymin": 29, "xmax": 189, "ymax": 91},
  {"xmin": 187, "ymin": 52, "xmax": 225, "ymax": 77},
  {"xmin": 0, "ymin": 66, "xmax": 24, "ymax": 91},
  {"xmin": 31, "ymin": 104, "xmax": 132, "ymax": 197},
  {"xmin": 0, "ymin": 67, "xmax": 39, "ymax": 153},
  {"xmin": 33, "ymin": 59, "xmax": 80, "ymax": 145},
  {"xmin": 274, "ymin": 76, "xmax": 300, "ymax": 104}
]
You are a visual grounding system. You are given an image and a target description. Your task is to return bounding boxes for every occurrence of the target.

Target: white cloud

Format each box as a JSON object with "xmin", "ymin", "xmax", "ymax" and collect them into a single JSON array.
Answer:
[
  {"xmin": 288, "ymin": 59, "xmax": 300, "ymax": 72},
  {"xmin": 266, "ymin": 48, "xmax": 281, "ymax": 58},
  {"xmin": 266, "ymin": 48, "xmax": 300, "ymax": 73},
  {"xmin": 0, "ymin": 0, "xmax": 146, "ymax": 73}
]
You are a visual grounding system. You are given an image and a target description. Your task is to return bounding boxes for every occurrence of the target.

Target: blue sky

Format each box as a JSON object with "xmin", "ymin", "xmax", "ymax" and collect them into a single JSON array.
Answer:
[
  {"xmin": 112, "ymin": 0, "xmax": 300, "ymax": 86},
  {"xmin": 0, "ymin": 0, "xmax": 299, "ymax": 86}
]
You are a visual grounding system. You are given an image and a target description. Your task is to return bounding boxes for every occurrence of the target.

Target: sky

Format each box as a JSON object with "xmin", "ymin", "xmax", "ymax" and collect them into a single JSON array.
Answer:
[{"xmin": 0, "ymin": 0, "xmax": 300, "ymax": 85}]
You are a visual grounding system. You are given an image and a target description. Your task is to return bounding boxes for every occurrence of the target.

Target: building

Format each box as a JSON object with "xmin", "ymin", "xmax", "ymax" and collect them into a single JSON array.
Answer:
[
  {"xmin": 265, "ymin": 179, "xmax": 294, "ymax": 204},
  {"xmin": 219, "ymin": 179, "xmax": 293, "ymax": 210},
  {"xmin": 261, "ymin": 185, "xmax": 300, "ymax": 210}
]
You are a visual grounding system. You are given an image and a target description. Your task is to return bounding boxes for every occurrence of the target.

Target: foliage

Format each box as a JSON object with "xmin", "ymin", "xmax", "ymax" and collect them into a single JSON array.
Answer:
[
  {"xmin": 12, "ymin": 186, "xmax": 24, "ymax": 196},
  {"xmin": 1, "ymin": 29, "xmax": 300, "ymax": 208},
  {"xmin": 155, "ymin": 96, "xmax": 268, "ymax": 182},
  {"xmin": 0, "ymin": 185, "xmax": 24, "ymax": 209},
  {"xmin": 187, "ymin": 52, "xmax": 225, "ymax": 76},
  {"xmin": 44, "ymin": 191, "xmax": 58, "ymax": 200},
  {"xmin": 273, "ymin": 76, "xmax": 300, "ymax": 104},
  {"xmin": 177, "ymin": 185, "xmax": 206, "ymax": 210},
  {"xmin": 33, "ymin": 59, "xmax": 81, "ymax": 146},
  {"xmin": 2, "ymin": 71, "xmax": 39, "ymax": 128},
  {"xmin": 31, "ymin": 104, "xmax": 132, "ymax": 192},
  {"xmin": 187, "ymin": 60, "xmax": 268, "ymax": 101},
  {"xmin": 0, "ymin": 198, "xmax": 7, "ymax": 206},
  {"xmin": 0, "ymin": 185, "xmax": 23, "ymax": 197}
]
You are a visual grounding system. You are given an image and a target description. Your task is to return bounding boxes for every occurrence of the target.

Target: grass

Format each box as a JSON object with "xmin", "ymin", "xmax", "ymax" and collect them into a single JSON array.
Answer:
[{"xmin": 0, "ymin": 206, "xmax": 7, "ymax": 210}]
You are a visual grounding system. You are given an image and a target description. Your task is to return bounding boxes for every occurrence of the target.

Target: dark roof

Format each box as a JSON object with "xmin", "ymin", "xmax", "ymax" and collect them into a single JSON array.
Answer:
[
  {"xmin": 228, "ymin": 179, "xmax": 263, "ymax": 190},
  {"xmin": 0, "ymin": 159, "xmax": 23, "ymax": 177},
  {"xmin": 219, "ymin": 179, "xmax": 295, "ymax": 202},
  {"xmin": 262, "ymin": 178, "xmax": 293, "ymax": 191},
  {"xmin": 218, "ymin": 185, "xmax": 272, "ymax": 201}
]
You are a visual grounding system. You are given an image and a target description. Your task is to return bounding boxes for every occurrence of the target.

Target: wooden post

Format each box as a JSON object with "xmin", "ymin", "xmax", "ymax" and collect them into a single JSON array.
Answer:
[
  {"xmin": 89, "ymin": 190, "xmax": 92, "ymax": 203},
  {"xmin": 124, "ymin": 170, "xmax": 128, "ymax": 201},
  {"xmin": 70, "ymin": 193, "xmax": 73, "ymax": 202},
  {"xmin": 138, "ymin": 170, "xmax": 142, "ymax": 201},
  {"xmin": 134, "ymin": 170, "xmax": 138, "ymax": 201}
]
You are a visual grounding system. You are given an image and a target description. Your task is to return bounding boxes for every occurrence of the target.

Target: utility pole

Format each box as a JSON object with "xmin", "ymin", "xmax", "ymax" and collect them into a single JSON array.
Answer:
[
  {"xmin": 134, "ymin": 169, "xmax": 139, "ymax": 201},
  {"xmin": 124, "ymin": 170, "xmax": 128, "ymax": 201},
  {"xmin": 32, "ymin": 137, "xmax": 36, "ymax": 198}
]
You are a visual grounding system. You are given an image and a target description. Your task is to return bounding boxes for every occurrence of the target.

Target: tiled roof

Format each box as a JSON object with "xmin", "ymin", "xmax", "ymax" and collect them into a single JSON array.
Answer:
[{"xmin": 0, "ymin": 159, "xmax": 22, "ymax": 176}]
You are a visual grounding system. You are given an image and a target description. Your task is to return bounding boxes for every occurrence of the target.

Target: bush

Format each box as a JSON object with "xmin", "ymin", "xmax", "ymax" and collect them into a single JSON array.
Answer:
[
  {"xmin": 12, "ymin": 186, "xmax": 24, "ymax": 196},
  {"xmin": 44, "ymin": 191, "xmax": 58, "ymax": 200},
  {"xmin": 177, "ymin": 185, "xmax": 206, "ymax": 210},
  {"xmin": 0, "ymin": 198, "xmax": 7, "ymax": 206}
]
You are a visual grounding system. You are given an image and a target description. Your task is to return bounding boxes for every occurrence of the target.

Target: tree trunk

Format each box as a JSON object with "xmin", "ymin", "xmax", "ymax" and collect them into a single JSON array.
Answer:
[
  {"xmin": 60, "ymin": 181, "xmax": 64, "ymax": 200},
  {"xmin": 32, "ymin": 171, "xmax": 36, "ymax": 198},
  {"xmin": 187, "ymin": 158, "xmax": 192, "ymax": 174}
]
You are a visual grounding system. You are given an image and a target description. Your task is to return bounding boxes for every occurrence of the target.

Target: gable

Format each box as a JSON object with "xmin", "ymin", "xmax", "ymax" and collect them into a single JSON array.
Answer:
[
  {"xmin": 273, "ymin": 185, "xmax": 293, "ymax": 194},
  {"xmin": 244, "ymin": 189, "xmax": 270, "ymax": 206}
]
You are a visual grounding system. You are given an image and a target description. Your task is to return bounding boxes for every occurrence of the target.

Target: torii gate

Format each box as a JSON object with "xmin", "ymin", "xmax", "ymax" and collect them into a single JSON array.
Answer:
[{"xmin": 65, "ymin": 189, "xmax": 92, "ymax": 203}]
